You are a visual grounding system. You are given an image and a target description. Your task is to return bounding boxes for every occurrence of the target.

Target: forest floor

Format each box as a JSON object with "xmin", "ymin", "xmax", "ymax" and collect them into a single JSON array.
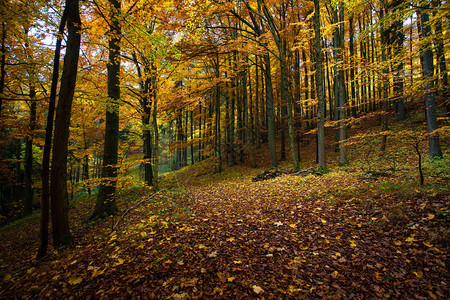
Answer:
[{"xmin": 0, "ymin": 114, "xmax": 449, "ymax": 299}]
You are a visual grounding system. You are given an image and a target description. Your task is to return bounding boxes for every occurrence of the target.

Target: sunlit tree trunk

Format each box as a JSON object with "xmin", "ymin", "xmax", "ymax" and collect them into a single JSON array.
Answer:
[{"xmin": 390, "ymin": 0, "xmax": 406, "ymax": 120}]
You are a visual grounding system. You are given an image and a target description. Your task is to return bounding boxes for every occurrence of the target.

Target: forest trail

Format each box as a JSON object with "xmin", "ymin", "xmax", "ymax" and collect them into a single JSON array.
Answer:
[{"xmin": 1, "ymin": 171, "xmax": 449, "ymax": 298}]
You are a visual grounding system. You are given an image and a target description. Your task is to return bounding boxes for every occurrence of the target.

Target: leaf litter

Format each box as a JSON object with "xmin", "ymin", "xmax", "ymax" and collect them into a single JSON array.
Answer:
[{"xmin": 0, "ymin": 168, "xmax": 448, "ymax": 299}]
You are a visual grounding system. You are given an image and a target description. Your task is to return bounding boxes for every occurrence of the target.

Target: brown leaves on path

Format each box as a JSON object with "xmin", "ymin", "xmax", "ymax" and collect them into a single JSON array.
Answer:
[{"xmin": 1, "ymin": 171, "xmax": 449, "ymax": 299}]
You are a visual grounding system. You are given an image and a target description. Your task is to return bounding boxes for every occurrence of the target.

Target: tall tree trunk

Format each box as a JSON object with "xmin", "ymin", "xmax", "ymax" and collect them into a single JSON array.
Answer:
[
  {"xmin": 198, "ymin": 103, "xmax": 202, "ymax": 162},
  {"xmin": 390, "ymin": 0, "xmax": 406, "ymax": 120},
  {"xmin": 420, "ymin": 9, "xmax": 442, "ymax": 159},
  {"xmin": 255, "ymin": 55, "xmax": 261, "ymax": 148},
  {"xmin": 0, "ymin": 22, "xmax": 6, "ymax": 117},
  {"xmin": 314, "ymin": 0, "xmax": 326, "ymax": 170},
  {"xmin": 349, "ymin": 15, "xmax": 357, "ymax": 118},
  {"xmin": 24, "ymin": 96, "xmax": 36, "ymax": 215},
  {"xmin": 190, "ymin": 111, "xmax": 194, "ymax": 165},
  {"xmin": 243, "ymin": 57, "xmax": 256, "ymax": 167},
  {"xmin": 23, "ymin": 28, "xmax": 37, "ymax": 216},
  {"xmin": 337, "ymin": 3, "xmax": 347, "ymax": 165},
  {"xmin": 175, "ymin": 109, "xmax": 183, "ymax": 170},
  {"xmin": 215, "ymin": 58, "xmax": 222, "ymax": 173},
  {"xmin": 263, "ymin": 52, "xmax": 278, "ymax": 168},
  {"xmin": 143, "ymin": 119, "xmax": 153, "ymax": 186},
  {"xmin": 433, "ymin": 0, "xmax": 449, "ymax": 115},
  {"xmin": 380, "ymin": 3, "xmax": 389, "ymax": 152},
  {"xmin": 280, "ymin": 47, "xmax": 299, "ymax": 170},
  {"xmin": 91, "ymin": 0, "xmax": 121, "ymax": 219},
  {"xmin": 152, "ymin": 72, "xmax": 159, "ymax": 189},
  {"xmin": 50, "ymin": 0, "xmax": 81, "ymax": 247}
]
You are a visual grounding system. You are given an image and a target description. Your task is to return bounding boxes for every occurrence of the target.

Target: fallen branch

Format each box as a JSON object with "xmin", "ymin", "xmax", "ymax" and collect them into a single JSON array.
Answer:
[{"xmin": 292, "ymin": 167, "xmax": 315, "ymax": 177}]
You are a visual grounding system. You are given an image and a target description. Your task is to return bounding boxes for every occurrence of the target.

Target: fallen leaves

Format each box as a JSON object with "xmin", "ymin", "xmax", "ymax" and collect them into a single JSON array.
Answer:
[
  {"xmin": 68, "ymin": 276, "xmax": 83, "ymax": 285},
  {"xmin": 252, "ymin": 285, "xmax": 264, "ymax": 294},
  {"xmin": 0, "ymin": 168, "xmax": 448, "ymax": 299}
]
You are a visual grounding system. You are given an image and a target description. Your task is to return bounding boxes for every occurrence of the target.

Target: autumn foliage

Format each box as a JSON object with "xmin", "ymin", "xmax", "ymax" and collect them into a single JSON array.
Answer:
[{"xmin": 0, "ymin": 0, "xmax": 449, "ymax": 298}]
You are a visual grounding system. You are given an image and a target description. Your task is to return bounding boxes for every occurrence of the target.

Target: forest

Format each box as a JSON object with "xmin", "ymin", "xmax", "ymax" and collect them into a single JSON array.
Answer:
[{"xmin": 0, "ymin": 0, "xmax": 449, "ymax": 298}]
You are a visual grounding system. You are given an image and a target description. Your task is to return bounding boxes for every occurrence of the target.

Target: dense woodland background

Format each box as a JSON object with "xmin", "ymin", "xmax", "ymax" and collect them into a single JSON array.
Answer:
[{"xmin": 0, "ymin": 0, "xmax": 449, "ymax": 297}]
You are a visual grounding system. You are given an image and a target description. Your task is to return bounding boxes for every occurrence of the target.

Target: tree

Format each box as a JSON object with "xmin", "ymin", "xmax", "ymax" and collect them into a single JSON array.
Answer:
[
  {"xmin": 419, "ymin": 6, "xmax": 442, "ymax": 159},
  {"xmin": 91, "ymin": 0, "xmax": 121, "ymax": 219},
  {"xmin": 314, "ymin": 0, "xmax": 326, "ymax": 170},
  {"xmin": 50, "ymin": 0, "xmax": 81, "ymax": 247}
]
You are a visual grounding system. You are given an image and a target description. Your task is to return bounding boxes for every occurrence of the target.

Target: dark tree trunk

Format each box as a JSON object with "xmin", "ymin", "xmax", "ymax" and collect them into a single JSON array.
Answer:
[
  {"xmin": 349, "ymin": 15, "xmax": 357, "ymax": 118},
  {"xmin": 380, "ymin": 2, "xmax": 389, "ymax": 152},
  {"xmin": 255, "ymin": 55, "xmax": 261, "ymax": 148},
  {"xmin": 264, "ymin": 52, "xmax": 278, "ymax": 168},
  {"xmin": 50, "ymin": 0, "xmax": 81, "ymax": 247},
  {"xmin": 314, "ymin": 0, "xmax": 326, "ymax": 170},
  {"xmin": 215, "ymin": 57, "xmax": 222, "ymax": 173},
  {"xmin": 175, "ymin": 110, "xmax": 183, "ymax": 170},
  {"xmin": 24, "ymin": 98, "xmax": 36, "ymax": 215},
  {"xmin": 91, "ymin": 0, "xmax": 121, "ymax": 219},
  {"xmin": 0, "ymin": 22, "xmax": 5, "ymax": 116}
]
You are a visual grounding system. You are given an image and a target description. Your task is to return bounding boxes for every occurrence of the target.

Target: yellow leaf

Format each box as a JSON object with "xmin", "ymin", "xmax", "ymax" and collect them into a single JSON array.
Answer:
[
  {"xmin": 113, "ymin": 258, "xmax": 124, "ymax": 267},
  {"xmin": 428, "ymin": 291, "xmax": 437, "ymax": 299},
  {"xmin": 162, "ymin": 277, "xmax": 174, "ymax": 287},
  {"xmin": 92, "ymin": 268, "xmax": 105, "ymax": 278},
  {"xmin": 253, "ymin": 285, "xmax": 264, "ymax": 294},
  {"xmin": 394, "ymin": 240, "xmax": 402, "ymax": 246},
  {"xmin": 335, "ymin": 252, "xmax": 341, "ymax": 257},
  {"xmin": 406, "ymin": 236, "xmax": 417, "ymax": 243},
  {"xmin": 3, "ymin": 274, "xmax": 12, "ymax": 282},
  {"xmin": 423, "ymin": 241, "xmax": 433, "ymax": 247},
  {"xmin": 414, "ymin": 270, "xmax": 423, "ymax": 278},
  {"xmin": 332, "ymin": 270, "xmax": 338, "ymax": 278},
  {"xmin": 321, "ymin": 219, "xmax": 327, "ymax": 224},
  {"xmin": 227, "ymin": 276, "xmax": 235, "ymax": 282},
  {"xmin": 202, "ymin": 218, "xmax": 209, "ymax": 222},
  {"xmin": 227, "ymin": 237, "xmax": 235, "ymax": 242},
  {"xmin": 289, "ymin": 224, "xmax": 297, "ymax": 229},
  {"xmin": 233, "ymin": 260, "xmax": 242, "ymax": 264},
  {"xmin": 426, "ymin": 214, "xmax": 435, "ymax": 220},
  {"xmin": 68, "ymin": 276, "xmax": 83, "ymax": 285},
  {"xmin": 350, "ymin": 240, "xmax": 357, "ymax": 248}
]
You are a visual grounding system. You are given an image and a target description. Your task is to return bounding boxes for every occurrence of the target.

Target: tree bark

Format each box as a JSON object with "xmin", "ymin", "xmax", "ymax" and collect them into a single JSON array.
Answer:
[
  {"xmin": 91, "ymin": 0, "xmax": 121, "ymax": 219},
  {"xmin": 24, "ymin": 96, "xmax": 36, "ymax": 215},
  {"xmin": 420, "ymin": 9, "xmax": 442, "ymax": 159},
  {"xmin": 50, "ymin": 0, "xmax": 81, "ymax": 247},
  {"xmin": 314, "ymin": 0, "xmax": 326, "ymax": 170},
  {"xmin": 263, "ymin": 52, "xmax": 278, "ymax": 168},
  {"xmin": 0, "ymin": 22, "xmax": 6, "ymax": 117}
]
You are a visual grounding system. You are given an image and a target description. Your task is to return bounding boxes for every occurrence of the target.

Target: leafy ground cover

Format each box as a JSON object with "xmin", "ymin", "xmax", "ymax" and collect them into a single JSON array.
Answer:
[{"xmin": 1, "ymin": 117, "xmax": 449, "ymax": 299}]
